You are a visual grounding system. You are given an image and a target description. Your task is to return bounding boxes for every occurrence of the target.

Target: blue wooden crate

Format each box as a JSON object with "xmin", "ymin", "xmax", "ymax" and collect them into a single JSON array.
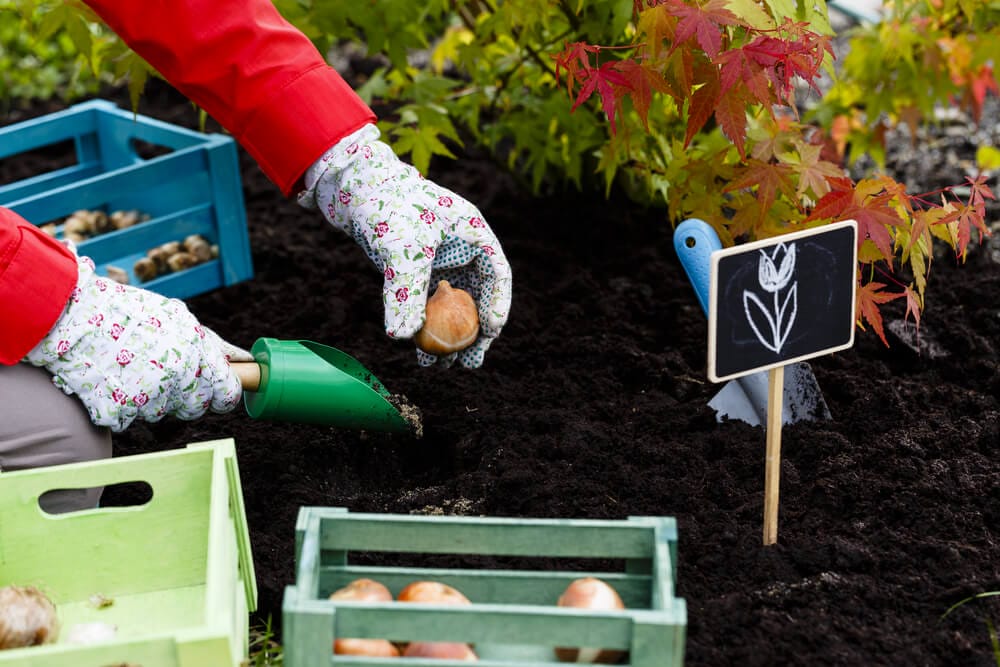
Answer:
[{"xmin": 0, "ymin": 99, "xmax": 253, "ymax": 299}]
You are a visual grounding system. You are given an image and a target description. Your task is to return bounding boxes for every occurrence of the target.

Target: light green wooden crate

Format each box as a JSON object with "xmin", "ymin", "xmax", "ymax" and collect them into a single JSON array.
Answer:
[
  {"xmin": 0, "ymin": 439, "xmax": 257, "ymax": 666},
  {"xmin": 283, "ymin": 507, "xmax": 686, "ymax": 667}
]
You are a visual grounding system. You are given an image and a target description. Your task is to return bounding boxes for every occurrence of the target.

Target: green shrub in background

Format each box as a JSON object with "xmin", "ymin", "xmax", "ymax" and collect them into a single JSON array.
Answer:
[
  {"xmin": 0, "ymin": 1, "xmax": 153, "ymax": 110},
  {"xmin": 0, "ymin": 4, "xmax": 97, "ymax": 105},
  {"xmin": 274, "ymin": 0, "xmax": 629, "ymax": 194}
]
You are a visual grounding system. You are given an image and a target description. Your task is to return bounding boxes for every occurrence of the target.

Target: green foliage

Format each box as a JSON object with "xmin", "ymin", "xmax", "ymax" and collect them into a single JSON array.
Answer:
[
  {"xmin": 0, "ymin": 3, "xmax": 99, "ymax": 104},
  {"xmin": 278, "ymin": 0, "xmax": 633, "ymax": 186},
  {"xmin": 0, "ymin": 1, "xmax": 154, "ymax": 109},
  {"xmin": 246, "ymin": 616, "xmax": 284, "ymax": 667}
]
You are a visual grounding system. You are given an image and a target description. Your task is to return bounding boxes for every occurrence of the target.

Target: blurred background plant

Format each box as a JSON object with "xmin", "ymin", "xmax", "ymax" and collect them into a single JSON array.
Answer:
[{"xmin": 0, "ymin": 0, "xmax": 153, "ymax": 111}]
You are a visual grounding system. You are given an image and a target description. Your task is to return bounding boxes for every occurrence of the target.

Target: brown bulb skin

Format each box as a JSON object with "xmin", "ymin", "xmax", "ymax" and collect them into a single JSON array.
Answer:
[
  {"xmin": 554, "ymin": 578, "xmax": 627, "ymax": 664},
  {"xmin": 414, "ymin": 280, "xmax": 480, "ymax": 355},
  {"xmin": 329, "ymin": 578, "xmax": 393, "ymax": 603},
  {"xmin": 0, "ymin": 585, "xmax": 59, "ymax": 649},
  {"xmin": 397, "ymin": 581, "xmax": 471, "ymax": 606},
  {"xmin": 329, "ymin": 579, "xmax": 397, "ymax": 657},
  {"xmin": 334, "ymin": 638, "xmax": 401, "ymax": 657}
]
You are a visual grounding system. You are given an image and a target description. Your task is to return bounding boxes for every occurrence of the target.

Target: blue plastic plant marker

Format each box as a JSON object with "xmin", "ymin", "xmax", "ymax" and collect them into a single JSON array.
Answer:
[
  {"xmin": 672, "ymin": 218, "xmax": 832, "ymax": 426},
  {"xmin": 673, "ymin": 218, "xmax": 723, "ymax": 316}
]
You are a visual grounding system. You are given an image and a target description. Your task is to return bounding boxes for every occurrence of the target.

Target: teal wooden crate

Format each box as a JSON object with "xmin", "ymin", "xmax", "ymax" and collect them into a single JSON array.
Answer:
[
  {"xmin": 283, "ymin": 507, "xmax": 686, "ymax": 667},
  {"xmin": 0, "ymin": 99, "xmax": 253, "ymax": 299},
  {"xmin": 0, "ymin": 439, "xmax": 257, "ymax": 666}
]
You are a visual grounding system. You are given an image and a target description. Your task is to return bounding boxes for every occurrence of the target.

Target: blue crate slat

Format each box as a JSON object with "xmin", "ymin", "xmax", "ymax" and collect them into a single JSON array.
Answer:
[
  {"xmin": 79, "ymin": 204, "xmax": 215, "ymax": 263},
  {"xmin": 0, "ymin": 100, "xmax": 253, "ymax": 298},
  {"xmin": 5, "ymin": 149, "xmax": 210, "ymax": 223},
  {"xmin": 115, "ymin": 260, "xmax": 224, "ymax": 301},
  {"xmin": 0, "ymin": 161, "xmax": 104, "ymax": 203},
  {"xmin": 202, "ymin": 138, "xmax": 252, "ymax": 286}
]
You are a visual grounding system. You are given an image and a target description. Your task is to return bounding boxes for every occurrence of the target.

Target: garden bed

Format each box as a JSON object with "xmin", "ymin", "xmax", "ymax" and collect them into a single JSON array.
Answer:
[{"xmin": 5, "ymin": 80, "xmax": 999, "ymax": 665}]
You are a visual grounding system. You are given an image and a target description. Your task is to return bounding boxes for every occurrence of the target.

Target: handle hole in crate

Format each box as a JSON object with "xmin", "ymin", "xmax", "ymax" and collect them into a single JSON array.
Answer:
[
  {"xmin": 38, "ymin": 480, "xmax": 153, "ymax": 515},
  {"xmin": 129, "ymin": 137, "xmax": 174, "ymax": 161}
]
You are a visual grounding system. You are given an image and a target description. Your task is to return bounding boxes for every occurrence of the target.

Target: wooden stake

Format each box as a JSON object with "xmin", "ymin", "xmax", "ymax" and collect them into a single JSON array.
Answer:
[{"xmin": 763, "ymin": 365, "xmax": 784, "ymax": 545}]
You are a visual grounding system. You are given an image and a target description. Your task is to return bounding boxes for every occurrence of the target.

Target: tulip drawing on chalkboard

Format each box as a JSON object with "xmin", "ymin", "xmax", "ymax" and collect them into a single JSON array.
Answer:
[{"xmin": 743, "ymin": 242, "xmax": 798, "ymax": 354}]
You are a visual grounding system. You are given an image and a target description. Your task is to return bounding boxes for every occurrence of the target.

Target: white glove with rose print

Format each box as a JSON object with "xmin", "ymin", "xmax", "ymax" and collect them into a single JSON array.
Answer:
[
  {"xmin": 24, "ymin": 251, "xmax": 251, "ymax": 432},
  {"xmin": 298, "ymin": 124, "xmax": 513, "ymax": 368}
]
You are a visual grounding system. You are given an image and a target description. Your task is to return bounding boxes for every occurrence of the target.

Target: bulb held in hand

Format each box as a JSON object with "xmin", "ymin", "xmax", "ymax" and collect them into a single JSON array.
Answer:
[{"xmin": 414, "ymin": 280, "xmax": 480, "ymax": 355}]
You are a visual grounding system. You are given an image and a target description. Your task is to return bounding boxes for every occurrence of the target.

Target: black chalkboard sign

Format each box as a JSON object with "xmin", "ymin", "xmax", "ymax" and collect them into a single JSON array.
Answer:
[{"xmin": 708, "ymin": 220, "xmax": 858, "ymax": 382}]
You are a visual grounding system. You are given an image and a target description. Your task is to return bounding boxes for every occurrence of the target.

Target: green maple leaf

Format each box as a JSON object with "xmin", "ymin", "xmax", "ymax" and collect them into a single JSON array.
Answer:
[{"xmin": 781, "ymin": 140, "xmax": 844, "ymax": 200}]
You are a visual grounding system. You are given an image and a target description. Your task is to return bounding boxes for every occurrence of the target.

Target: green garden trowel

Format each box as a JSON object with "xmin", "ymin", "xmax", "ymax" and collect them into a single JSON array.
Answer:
[{"xmin": 231, "ymin": 337, "xmax": 414, "ymax": 433}]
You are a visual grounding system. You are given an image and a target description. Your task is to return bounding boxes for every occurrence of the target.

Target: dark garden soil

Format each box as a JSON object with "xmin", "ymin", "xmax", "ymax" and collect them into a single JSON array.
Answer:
[{"xmin": 5, "ymin": 77, "xmax": 1000, "ymax": 666}]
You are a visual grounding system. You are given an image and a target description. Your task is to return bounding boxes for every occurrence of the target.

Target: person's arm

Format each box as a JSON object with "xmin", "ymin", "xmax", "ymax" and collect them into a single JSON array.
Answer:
[
  {"xmin": 83, "ymin": 0, "xmax": 376, "ymax": 196},
  {"xmin": 0, "ymin": 210, "xmax": 77, "ymax": 365}
]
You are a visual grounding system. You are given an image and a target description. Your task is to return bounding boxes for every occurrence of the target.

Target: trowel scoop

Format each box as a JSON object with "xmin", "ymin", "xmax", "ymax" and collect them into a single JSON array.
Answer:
[
  {"xmin": 230, "ymin": 337, "xmax": 413, "ymax": 432},
  {"xmin": 673, "ymin": 218, "xmax": 832, "ymax": 426}
]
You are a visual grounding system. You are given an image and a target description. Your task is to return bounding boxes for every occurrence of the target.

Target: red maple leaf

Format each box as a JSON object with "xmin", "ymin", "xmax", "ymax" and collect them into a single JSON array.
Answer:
[
  {"xmin": 806, "ymin": 177, "xmax": 904, "ymax": 264},
  {"xmin": 685, "ymin": 60, "xmax": 719, "ymax": 147},
  {"xmin": 935, "ymin": 176, "xmax": 995, "ymax": 256},
  {"xmin": 724, "ymin": 158, "xmax": 797, "ymax": 223},
  {"xmin": 664, "ymin": 0, "xmax": 741, "ymax": 59},
  {"xmin": 715, "ymin": 46, "xmax": 771, "ymax": 104},
  {"xmin": 571, "ymin": 61, "xmax": 633, "ymax": 133},
  {"xmin": 552, "ymin": 41, "xmax": 601, "ymax": 98},
  {"xmin": 715, "ymin": 84, "xmax": 751, "ymax": 158},
  {"xmin": 967, "ymin": 64, "xmax": 999, "ymax": 124},
  {"xmin": 616, "ymin": 58, "xmax": 674, "ymax": 129},
  {"xmin": 742, "ymin": 22, "xmax": 831, "ymax": 101}
]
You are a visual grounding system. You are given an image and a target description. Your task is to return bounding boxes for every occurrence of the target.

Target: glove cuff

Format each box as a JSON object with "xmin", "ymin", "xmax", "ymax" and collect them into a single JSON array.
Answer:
[{"xmin": 298, "ymin": 124, "xmax": 382, "ymax": 208}]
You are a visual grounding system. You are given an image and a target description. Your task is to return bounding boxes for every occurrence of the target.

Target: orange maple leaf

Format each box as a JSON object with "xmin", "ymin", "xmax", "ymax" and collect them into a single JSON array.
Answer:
[
  {"xmin": 902, "ymin": 284, "xmax": 922, "ymax": 327},
  {"xmin": 856, "ymin": 280, "xmax": 903, "ymax": 346},
  {"xmin": 724, "ymin": 158, "xmax": 797, "ymax": 224}
]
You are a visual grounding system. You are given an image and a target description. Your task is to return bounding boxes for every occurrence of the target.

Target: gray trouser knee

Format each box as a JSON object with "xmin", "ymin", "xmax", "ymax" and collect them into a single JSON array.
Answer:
[{"xmin": 0, "ymin": 363, "xmax": 112, "ymax": 513}]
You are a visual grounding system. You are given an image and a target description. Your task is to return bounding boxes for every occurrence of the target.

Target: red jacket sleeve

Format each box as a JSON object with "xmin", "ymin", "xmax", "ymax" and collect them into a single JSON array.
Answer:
[
  {"xmin": 83, "ymin": 0, "xmax": 376, "ymax": 196},
  {"xmin": 0, "ymin": 209, "xmax": 77, "ymax": 365}
]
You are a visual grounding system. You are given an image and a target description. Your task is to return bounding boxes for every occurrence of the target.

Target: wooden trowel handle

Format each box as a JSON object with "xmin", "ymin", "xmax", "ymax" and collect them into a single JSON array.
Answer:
[{"xmin": 231, "ymin": 362, "xmax": 262, "ymax": 392}]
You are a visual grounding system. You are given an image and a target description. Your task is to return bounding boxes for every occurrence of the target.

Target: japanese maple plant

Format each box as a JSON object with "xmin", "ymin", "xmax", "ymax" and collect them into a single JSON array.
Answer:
[{"xmin": 550, "ymin": 0, "xmax": 994, "ymax": 345}]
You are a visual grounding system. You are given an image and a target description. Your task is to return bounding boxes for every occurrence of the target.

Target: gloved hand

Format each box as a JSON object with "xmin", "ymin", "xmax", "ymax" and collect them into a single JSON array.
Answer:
[
  {"xmin": 23, "ymin": 251, "xmax": 251, "ymax": 432},
  {"xmin": 298, "ymin": 124, "xmax": 513, "ymax": 368}
]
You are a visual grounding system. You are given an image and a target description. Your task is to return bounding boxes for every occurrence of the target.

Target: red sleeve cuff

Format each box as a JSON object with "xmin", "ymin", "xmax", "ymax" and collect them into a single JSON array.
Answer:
[
  {"xmin": 236, "ymin": 65, "xmax": 377, "ymax": 196},
  {"xmin": 0, "ymin": 219, "xmax": 77, "ymax": 365}
]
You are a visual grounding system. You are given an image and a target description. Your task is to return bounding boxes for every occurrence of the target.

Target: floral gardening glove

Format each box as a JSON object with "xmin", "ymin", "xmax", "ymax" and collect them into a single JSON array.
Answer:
[
  {"xmin": 298, "ymin": 124, "xmax": 513, "ymax": 368},
  {"xmin": 23, "ymin": 251, "xmax": 251, "ymax": 433}
]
